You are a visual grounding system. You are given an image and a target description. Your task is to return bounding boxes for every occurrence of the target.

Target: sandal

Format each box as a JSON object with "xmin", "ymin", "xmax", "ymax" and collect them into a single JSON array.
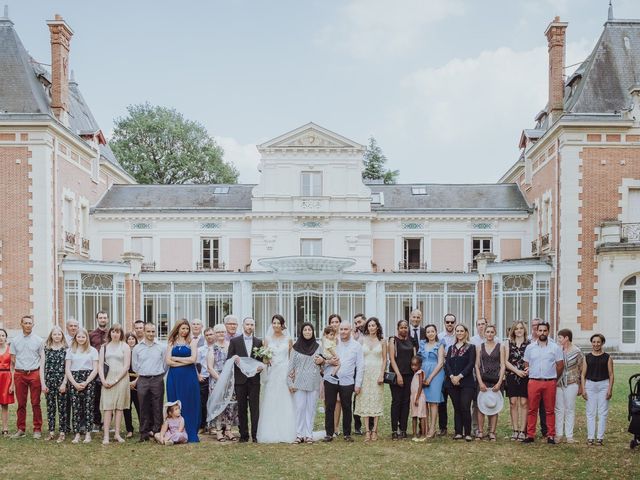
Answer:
[
  {"xmin": 1, "ymin": 430, "xmax": 8, "ymax": 436},
  {"xmin": 475, "ymin": 432, "xmax": 484, "ymax": 441},
  {"xmin": 371, "ymin": 430, "xmax": 378, "ymax": 441},
  {"xmin": 216, "ymin": 432, "xmax": 226, "ymax": 442},
  {"xmin": 293, "ymin": 436, "xmax": 304, "ymax": 444},
  {"xmin": 126, "ymin": 432, "xmax": 133, "ymax": 439},
  {"xmin": 510, "ymin": 430, "xmax": 518, "ymax": 441},
  {"xmin": 364, "ymin": 431, "xmax": 371, "ymax": 442},
  {"xmin": 587, "ymin": 439, "xmax": 595, "ymax": 446},
  {"xmin": 517, "ymin": 431, "xmax": 526, "ymax": 441},
  {"xmin": 45, "ymin": 432, "xmax": 55, "ymax": 441},
  {"xmin": 488, "ymin": 432, "xmax": 496, "ymax": 442},
  {"xmin": 56, "ymin": 433, "xmax": 65, "ymax": 444},
  {"xmin": 225, "ymin": 431, "xmax": 238, "ymax": 442},
  {"xmin": 305, "ymin": 437, "xmax": 314, "ymax": 444}
]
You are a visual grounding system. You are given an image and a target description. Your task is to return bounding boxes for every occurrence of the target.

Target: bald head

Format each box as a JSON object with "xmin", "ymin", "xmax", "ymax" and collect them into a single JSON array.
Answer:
[{"xmin": 339, "ymin": 321, "xmax": 352, "ymax": 342}]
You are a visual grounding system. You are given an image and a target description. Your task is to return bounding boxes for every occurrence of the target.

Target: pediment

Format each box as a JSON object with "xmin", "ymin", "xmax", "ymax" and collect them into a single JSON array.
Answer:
[{"xmin": 258, "ymin": 122, "xmax": 364, "ymax": 151}]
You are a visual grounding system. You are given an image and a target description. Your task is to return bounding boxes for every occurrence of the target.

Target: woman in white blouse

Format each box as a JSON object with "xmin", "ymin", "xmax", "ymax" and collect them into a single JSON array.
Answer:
[{"xmin": 65, "ymin": 328, "xmax": 99, "ymax": 444}]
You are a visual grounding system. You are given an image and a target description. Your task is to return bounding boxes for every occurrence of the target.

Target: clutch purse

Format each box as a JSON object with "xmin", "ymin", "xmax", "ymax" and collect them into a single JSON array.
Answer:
[{"xmin": 383, "ymin": 371, "xmax": 397, "ymax": 385}]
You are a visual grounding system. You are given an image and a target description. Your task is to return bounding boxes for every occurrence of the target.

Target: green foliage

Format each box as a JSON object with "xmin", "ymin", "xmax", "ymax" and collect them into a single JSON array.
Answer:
[
  {"xmin": 111, "ymin": 103, "xmax": 239, "ymax": 184},
  {"xmin": 362, "ymin": 136, "xmax": 399, "ymax": 184}
]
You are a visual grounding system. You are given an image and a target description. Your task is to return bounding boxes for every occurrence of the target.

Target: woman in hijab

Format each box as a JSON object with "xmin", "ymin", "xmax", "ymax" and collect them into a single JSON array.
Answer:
[{"xmin": 287, "ymin": 322, "xmax": 324, "ymax": 443}]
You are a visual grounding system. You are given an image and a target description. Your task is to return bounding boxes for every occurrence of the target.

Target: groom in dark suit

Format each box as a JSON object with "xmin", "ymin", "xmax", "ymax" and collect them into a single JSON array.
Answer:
[{"xmin": 227, "ymin": 317, "xmax": 263, "ymax": 442}]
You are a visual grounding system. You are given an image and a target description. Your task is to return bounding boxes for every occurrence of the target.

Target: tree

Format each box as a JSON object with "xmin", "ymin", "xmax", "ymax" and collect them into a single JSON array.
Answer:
[
  {"xmin": 110, "ymin": 103, "xmax": 239, "ymax": 184},
  {"xmin": 362, "ymin": 136, "xmax": 399, "ymax": 184}
]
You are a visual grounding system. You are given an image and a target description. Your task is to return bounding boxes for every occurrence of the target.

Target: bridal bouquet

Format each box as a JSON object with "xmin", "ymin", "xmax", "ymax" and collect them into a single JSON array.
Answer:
[{"xmin": 253, "ymin": 345, "xmax": 273, "ymax": 361}]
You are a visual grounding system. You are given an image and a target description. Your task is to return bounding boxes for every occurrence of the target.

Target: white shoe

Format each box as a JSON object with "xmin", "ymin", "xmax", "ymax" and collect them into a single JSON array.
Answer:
[{"xmin": 10, "ymin": 430, "xmax": 25, "ymax": 439}]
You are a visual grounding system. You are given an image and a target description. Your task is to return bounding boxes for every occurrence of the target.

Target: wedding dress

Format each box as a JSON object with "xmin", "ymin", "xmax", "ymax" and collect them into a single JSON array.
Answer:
[{"xmin": 256, "ymin": 333, "xmax": 297, "ymax": 443}]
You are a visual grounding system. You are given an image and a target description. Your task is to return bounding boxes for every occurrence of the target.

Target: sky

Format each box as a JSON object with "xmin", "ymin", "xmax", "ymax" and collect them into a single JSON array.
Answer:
[{"xmin": 6, "ymin": 0, "xmax": 639, "ymax": 184}]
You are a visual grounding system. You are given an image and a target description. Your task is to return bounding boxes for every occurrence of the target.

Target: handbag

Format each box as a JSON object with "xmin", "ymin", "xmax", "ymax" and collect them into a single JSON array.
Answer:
[
  {"xmin": 101, "ymin": 345, "xmax": 109, "ymax": 380},
  {"xmin": 384, "ymin": 336, "xmax": 399, "ymax": 385},
  {"xmin": 383, "ymin": 371, "xmax": 397, "ymax": 385}
]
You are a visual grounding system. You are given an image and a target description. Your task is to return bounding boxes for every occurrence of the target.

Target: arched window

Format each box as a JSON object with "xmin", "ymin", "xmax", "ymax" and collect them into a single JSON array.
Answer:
[{"xmin": 622, "ymin": 275, "xmax": 639, "ymax": 345}]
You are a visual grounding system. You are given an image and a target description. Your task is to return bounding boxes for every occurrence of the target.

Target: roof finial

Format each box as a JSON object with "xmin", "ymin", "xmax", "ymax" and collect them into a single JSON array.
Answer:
[
  {"xmin": 608, "ymin": 0, "xmax": 614, "ymax": 21},
  {"xmin": 2, "ymin": 5, "xmax": 8, "ymax": 19}
]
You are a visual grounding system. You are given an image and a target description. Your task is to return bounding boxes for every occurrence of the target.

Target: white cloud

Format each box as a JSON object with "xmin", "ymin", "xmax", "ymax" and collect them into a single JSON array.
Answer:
[
  {"xmin": 215, "ymin": 136, "xmax": 261, "ymax": 184},
  {"xmin": 392, "ymin": 40, "xmax": 592, "ymax": 182},
  {"xmin": 318, "ymin": 0, "xmax": 465, "ymax": 58}
]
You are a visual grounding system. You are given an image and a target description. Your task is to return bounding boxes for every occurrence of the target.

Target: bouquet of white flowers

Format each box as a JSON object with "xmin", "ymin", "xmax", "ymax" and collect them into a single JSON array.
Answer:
[{"xmin": 252, "ymin": 345, "xmax": 273, "ymax": 361}]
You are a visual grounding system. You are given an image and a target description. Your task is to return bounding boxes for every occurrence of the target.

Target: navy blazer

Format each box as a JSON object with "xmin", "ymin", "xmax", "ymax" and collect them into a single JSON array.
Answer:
[{"xmin": 227, "ymin": 335, "xmax": 263, "ymax": 385}]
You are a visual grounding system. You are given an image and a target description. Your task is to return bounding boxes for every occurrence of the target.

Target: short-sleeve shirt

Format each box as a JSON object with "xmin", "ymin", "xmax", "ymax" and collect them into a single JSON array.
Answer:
[
  {"xmin": 9, "ymin": 333, "xmax": 43, "ymax": 370},
  {"xmin": 66, "ymin": 347, "xmax": 99, "ymax": 371},
  {"xmin": 523, "ymin": 341, "xmax": 563, "ymax": 379}
]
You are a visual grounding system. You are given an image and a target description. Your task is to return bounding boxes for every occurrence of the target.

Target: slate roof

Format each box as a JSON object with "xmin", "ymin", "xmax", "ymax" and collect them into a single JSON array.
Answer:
[
  {"xmin": 564, "ymin": 19, "xmax": 640, "ymax": 114},
  {"xmin": 369, "ymin": 184, "xmax": 530, "ymax": 214},
  {"xmin": 0, "ymin": 15, "xmax": 124, "ymax": 170},
  {"xmin": 93, "ymin": 183, "xmax": 530, "ymax": 215},
  {"xmin": 93, "ymin": 184, "xmax": 256, "ymax": 213}
]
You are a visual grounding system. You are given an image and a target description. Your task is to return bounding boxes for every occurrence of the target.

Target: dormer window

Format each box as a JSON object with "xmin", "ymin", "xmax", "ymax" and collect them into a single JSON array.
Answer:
[
  {"xmin": 411, "ymin": 186, "xmax": 427, "ymax": 195},
  {"xmin": 301, "ymin": 171, "xmax": 322, "ymax": 197},
  {"xmin": 214, "ymin": 186, "xmax": 229, "ymax": 194}
]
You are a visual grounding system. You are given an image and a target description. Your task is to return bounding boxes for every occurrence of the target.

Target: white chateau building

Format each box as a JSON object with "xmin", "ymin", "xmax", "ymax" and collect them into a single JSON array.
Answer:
[{"xmin": 2, "ymin": 10, "xmax": 640, "ymax": 353}]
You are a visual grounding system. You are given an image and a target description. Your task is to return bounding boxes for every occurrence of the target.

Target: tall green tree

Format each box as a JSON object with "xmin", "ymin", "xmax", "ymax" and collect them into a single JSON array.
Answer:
[
  {"xmin": 362, "ymin": 136, "xmax": 399, "ymax": 184},
  {"xmin": 111, "ymin": 103, "xmax": 239, "ymax": 184}
]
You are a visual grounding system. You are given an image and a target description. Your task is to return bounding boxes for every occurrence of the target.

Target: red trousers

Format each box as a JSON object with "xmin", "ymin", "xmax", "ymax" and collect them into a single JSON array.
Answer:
[
  {"xmin": 527, "ymin": 379, "xmax": 556, "ymax": 438},
  {"xmin": 14, "ymin": 370, "xmax": 42, "ymax": 432}
]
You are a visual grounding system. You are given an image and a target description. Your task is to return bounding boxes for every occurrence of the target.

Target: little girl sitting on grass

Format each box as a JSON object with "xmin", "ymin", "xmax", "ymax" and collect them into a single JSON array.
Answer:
[{"xmin": 155, "ymin": 400, "xmax": 188, "ymax": 445}]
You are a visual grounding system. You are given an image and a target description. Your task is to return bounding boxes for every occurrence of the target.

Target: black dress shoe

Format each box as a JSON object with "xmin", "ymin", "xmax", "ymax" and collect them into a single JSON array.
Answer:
[
  {"xmin": 522, "ymin": 437, "xmax": 535, "ymax": 443},
  {"xmin": 344, "ymin": 435, "xmax": 353, "ymax": 442},
  {"xmin": 252, "ymin": 439, "xmax": 258, "ymax": 443},
  {"xmin": 399, "ymin": 431, "xmax": 407, "ymax": 439},
  {"xmin": 138, "ymin": 436, "xmax": 149, "ymax": 443},
  {"xmin": 238, "ymin": 437, "xmax": 249, "ymax": 443},
  {"xmin": 547, "ymin": 437, "xmax": 557, "ymax": 445},
  {"xmin": 438, "ymin": 428, "xmax": 447, "ymax": 437},
  {"xmin": 392, "ymin": 432, "xmax": 398, "ymax": 441},
  {"xmin": 354, "ymin": 429, "xmax": 363, "ymax": 436},
  {"xmin": 323, "ymin": 435, "xmax": 333, "ymax": 442}
]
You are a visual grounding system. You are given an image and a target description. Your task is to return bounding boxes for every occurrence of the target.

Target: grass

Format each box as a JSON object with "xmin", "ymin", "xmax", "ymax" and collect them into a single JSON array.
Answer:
[{"xmin": 1, "ymin": 364, "xmax": 639, "ymax": 479}]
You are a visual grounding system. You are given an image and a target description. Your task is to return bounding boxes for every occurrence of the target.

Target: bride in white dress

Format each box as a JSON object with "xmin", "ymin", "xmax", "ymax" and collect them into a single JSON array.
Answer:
[{"xmin": 256, "ymin": 314, "xmax": 297, "ymax": 443}]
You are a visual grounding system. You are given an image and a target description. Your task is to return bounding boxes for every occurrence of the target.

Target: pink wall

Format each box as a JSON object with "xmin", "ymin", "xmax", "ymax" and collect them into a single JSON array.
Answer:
[
  {"xmin": 159, "ymin": 238, "xmax": 193, "ymax": 270},
  {"xmin": 500, "ymin": 238, "xmax": 522, "ymax": 260},
  {"xmin": 102, "ymin": 238, "xmax": 124, "ymax": 261},
  {"xmin": 430, "ymin": 239, "xmax": 465, "ymax": 271},
  {"xmin": 372, "ymin": 239, "xmax": 395, "ymax": 272},
  {"xmin": 229, "ymin": 238, "xmax": 251, "ymax": 271}
]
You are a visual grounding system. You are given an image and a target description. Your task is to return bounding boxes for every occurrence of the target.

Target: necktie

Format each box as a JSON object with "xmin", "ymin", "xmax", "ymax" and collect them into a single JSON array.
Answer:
[{"xmin": 414, "ymin": 328, "xmax": 418, "ymax": 339}]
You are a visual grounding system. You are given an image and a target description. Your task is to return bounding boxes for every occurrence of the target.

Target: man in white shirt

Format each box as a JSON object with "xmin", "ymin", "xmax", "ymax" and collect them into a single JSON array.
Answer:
[
  {"xmin": 133, "ymin": 320, "xmax": 145, "ymax": 343},
  {"xmin": 409, "ymin": 309, "xmax": 425, "ymax": 348},
  {"xmin": 197, "ymin": 327, "xmax": 215, "ymax": 433},
  {"xmin": 323, "ymin": 322, "xmax": 363, "ymax": 443},
  {"xmin": 10, "ymin": 315, "xmax": 44, "ymax": 439},
  {"xmin": 470, "ymin": 317, "xmax": 487, "ymax": 347},
  {"xmin": 528, "ymin": 317, "xmax": 554, "ymax": 437},
  {"xmin": 191, "ymin": 319, "xmax": 205, "ymax": 348},
  {"xmin": 523, "ymin": 321, "xmax": 564, "ymax": 444},
  {"xmin": 64, "ymin": 318, "xmax": 79, "ymax": 345},
  {"xmin": 437, "ymin": 313, "xmax": 457, "ymax": 435},
  {"xmin": 132, "ymin": 322, "xmax": 166, "ymax": 442}
]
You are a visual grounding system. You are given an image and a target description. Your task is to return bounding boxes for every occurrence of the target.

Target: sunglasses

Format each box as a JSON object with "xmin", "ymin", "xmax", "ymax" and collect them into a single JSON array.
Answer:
[{"xmin": 445, "ymin": 321, "xmax": 455, "ymax": 324}]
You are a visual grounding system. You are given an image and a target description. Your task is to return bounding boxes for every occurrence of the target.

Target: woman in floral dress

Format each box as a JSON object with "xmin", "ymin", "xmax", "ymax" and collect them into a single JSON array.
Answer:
[
  {"xmin": 40, "ymin": 326, "xmax": 68, "ymax": 442},
  {"xmin": 207, "ymin": 324, "xmax": 238, "ymax": 441},
  {"xmin": 503, "ymin": 321, "xmax": 530, "ymax": 441}
]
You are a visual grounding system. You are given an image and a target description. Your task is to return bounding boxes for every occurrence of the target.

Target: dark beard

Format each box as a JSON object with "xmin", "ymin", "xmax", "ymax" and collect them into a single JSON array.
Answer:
[{"xmin": 539, "ymin": 334, "xmax": 547, "ymax": 341}]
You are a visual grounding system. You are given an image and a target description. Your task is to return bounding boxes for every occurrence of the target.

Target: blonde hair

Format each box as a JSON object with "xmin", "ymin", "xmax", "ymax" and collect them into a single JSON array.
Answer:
[
  {"xmin": 71, "ymin": 328, "xmax": 90, "ymax": 353},
  {"xmin": 508, "ymin": 321, "xmax": 528, "ymax": 342},
  {"xmin": 455, "ymin": 324, "xmax": 470, "ymax": 343},
  {"xmin": 45, "ymin": 326, "xmax": 68, "ymax": 349}
]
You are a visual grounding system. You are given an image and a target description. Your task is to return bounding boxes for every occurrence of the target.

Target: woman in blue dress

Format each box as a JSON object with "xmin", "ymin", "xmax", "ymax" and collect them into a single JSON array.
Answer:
[
  {"xmin": 166, "ymin": 319, "xmax": 200, "ymax": 443},
  {"xmin": 418, "ymin": 324, "xmax": 445, "ymax": 438}
]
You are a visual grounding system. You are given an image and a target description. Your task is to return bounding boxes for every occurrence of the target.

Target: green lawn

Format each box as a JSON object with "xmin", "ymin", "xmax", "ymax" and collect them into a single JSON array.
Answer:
[{"xmin": 1, "ymin": 364, "xmax": 639, "ymax": 479}]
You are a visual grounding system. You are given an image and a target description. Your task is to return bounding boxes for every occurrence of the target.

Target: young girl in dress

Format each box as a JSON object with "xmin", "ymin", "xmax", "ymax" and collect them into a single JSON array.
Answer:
[
  {"xmin": 410, "ymin": 356, "xmax": 427, "ymax": 442},
  {"xmin": 0, "ymin": 328, "xmax": 14, "ymax": 436},
  {"xmin": 65, "ymin": 328, "xmax": 99, "ymax": 444},
  {"xmin": 155, "ymin": 400, "xmax": 188, "ymax": 445},
  {"xmin": 40, "ymin": 326, "xmax": 68, "ymax": 442}
]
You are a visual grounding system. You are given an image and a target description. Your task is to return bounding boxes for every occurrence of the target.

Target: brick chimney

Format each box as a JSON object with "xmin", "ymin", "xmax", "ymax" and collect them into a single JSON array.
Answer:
[
  {"xmin": 46, "ymin": 14, "xmax": 73, "ymax": 126},
  {"xmin": 544, "ymin": 16, "xmax": 568, "ymax": 123}
]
